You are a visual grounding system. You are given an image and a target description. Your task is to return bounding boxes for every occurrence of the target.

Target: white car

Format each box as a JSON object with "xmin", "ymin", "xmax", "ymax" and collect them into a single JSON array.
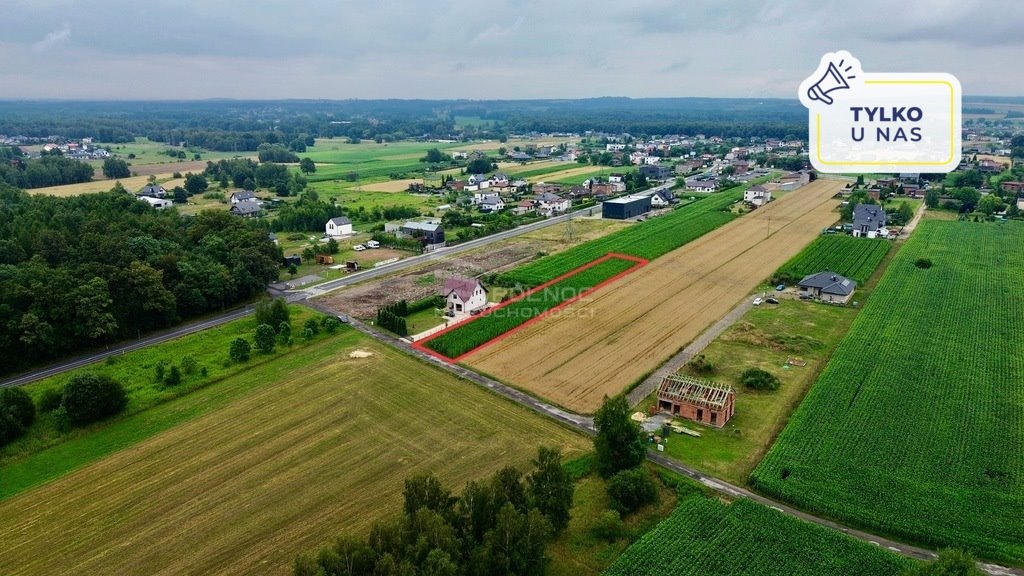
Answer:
[
  {"xmin": 352, "ymin": 244, "xmax": 366, "ymax": 252},
  {"xmin": 753, "ymin": 297, "xmax": 763, "ymax": 306},
  {"xmin": 365, "ymin": 240, "xmax": 380, "ymax": 249}
]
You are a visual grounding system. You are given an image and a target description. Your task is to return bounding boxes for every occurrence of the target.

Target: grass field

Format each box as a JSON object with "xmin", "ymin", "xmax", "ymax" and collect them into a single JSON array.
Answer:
[
  {"xmin": 604, "ymin": 494, "xmax": 915, "ymax": 576},
  {"xmin": 29, "ymin": 173, "xmax": 180, "ymax": 196},
  {"xmin": 751, "ymin": 220, "xmax": 1024, "ymax": 564},
  {"xmin": 774, "ymin": 235, "xmax": 891, "ymax": 284},
  {"xmin": 497, "ymin": 188, "xmax": 745, "ymax": 287},
  {"xmin": 0, "ymin": 329, "xmax": 588, "ymax": 575},
  {"xmin": 651, "ymin": 300, "xmax": 860, "ymax": 484},
  {"xmin": 0, "ymin": 306, "xmax": 325, "ymax": 498},
  {"xmin": 470, "ymin": 181, "xmax": 845, "ymax": 412}
]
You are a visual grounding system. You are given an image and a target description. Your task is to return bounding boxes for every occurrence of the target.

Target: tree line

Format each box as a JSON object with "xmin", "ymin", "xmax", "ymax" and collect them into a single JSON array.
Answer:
[
  {"xmin": 0, "ymin": 184, "xmax": 281, "ymax": 373},
  {"xmin": 0, "ymin": 147, "xmax": 95, "ymax": 189}
]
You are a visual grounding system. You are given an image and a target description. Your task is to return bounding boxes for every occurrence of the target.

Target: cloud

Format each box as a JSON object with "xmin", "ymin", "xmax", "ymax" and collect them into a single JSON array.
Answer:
[{"xmin": 31, "ymin": 26, "xmax": 70, "ymax": 52}]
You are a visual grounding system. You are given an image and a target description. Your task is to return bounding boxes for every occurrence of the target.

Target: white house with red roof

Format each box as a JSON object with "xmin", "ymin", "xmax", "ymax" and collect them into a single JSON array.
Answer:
[{"xmin": 441, "ymin": 277, "xmax": 488, "ymax": 314}]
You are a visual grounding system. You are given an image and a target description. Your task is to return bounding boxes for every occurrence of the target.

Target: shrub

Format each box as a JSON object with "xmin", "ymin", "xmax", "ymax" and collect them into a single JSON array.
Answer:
[
  {"xmin": 164, "ymin": 365, "xmax": 182, "ymax": 387},
  {"xmin": 689, "ymin": 353, "xmax": 715, "ymax": 375},
  {"xmin": 278, "ymin": 321, "xmax": 292, "ymax": 344},
  {"xmin": 62, "ymin": 373, "xmax": 128, "ymax": 426},
  {"xmin": 321, "ymin": 317, "xmax": 340, "ymax": 333},
  {"xmin": 303, "ymin": 317, "xmax": 320, "ymax": 336},
  {"xmin": 0, "ymin": 387, "xmax": 36, "ymax": 445},
  {"xmin": 592, "ymin": 509, "xmax": 624, "ymax": 541},
  {"xmin": 180, "ymin": 355, "xmax": 198, "ymax": 375},
  {"xmin": 154, "ymin": 361, "xmax": 167, "ymax": 383},
  {"xmin": 37, "ymin": 388, "xmax": 64, "ymax": 413},
  {"xmin": 254, "ymin": 324, "xmax": 276, "ymax": 354},
  {"xmin": 741, "ymin": 367, "xmax": 781, "ymax": 391},
  {"xmin": 607, "ymin": 467, "xmax": 658, "ymax": 515},
  {"xmin": 229, "ymin": 338, "xmax": 251, "ymax": 362},
  {"xmin": 915, "ymin": 258, "xmax": 933, "ymax": 269}
]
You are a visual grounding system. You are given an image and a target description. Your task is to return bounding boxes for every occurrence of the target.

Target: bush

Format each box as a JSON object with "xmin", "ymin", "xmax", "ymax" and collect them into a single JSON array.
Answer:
[
  {"xmin": 37, "ymin": 387, "xmax": 64, "ymax": 413},
  {"xmin": 180, "ymin": 355, "xmax": 198, "ymax": 375},
  {"xmin": 255, "ymin": 298, "xmax": 290, "ymax": 328},
  {"xmin": 303, "ymin": 317, "xmax": 320, "ymax": 336},
  {"xmin": 607, "ymin": 467, "xmax": 658, "ymax": 515},
  {"xmin": 0, "ymin": 387, "xmax": 37, "ymax": 445},
  {"xmin": 278, "ymin": 321, "xmax": 292, "ymax": 344},
  {"xmin": 689, "ymin": 353, "xmax": 715, "ymax": 375},
  {"xmin": 741, "ymin": 367, "xmax": 781, "ymax": 391},
  {"xmin": 62, "ymin": 373, "xmax": 128, "ymax": 426},
  {"xmin": 592, "ymin": 509, "xmax": 624, "ymax": 541},
  {"xmin": 229, "ymin": 338, "xmax": 251, "ymax": 362},
  {"xmin": 321, "ymin": 317, "xmax": 340, "ymax": 333},
  {"xmin": 915, "ymin": 258, "xmax": 933, "ymax": 269},
  {"xmin": 254, "ymin": 324, "xmax": 276, "ymax": 354},
  {"xmin": 164, "ymin": 365, "xmax": 182, "ymax": 387}
]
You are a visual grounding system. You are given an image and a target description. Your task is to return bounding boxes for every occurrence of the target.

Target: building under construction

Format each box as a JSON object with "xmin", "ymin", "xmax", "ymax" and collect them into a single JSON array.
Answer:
[{"xmin": 656, "ymin": 374, "xmax": 735, "ymax": 428}]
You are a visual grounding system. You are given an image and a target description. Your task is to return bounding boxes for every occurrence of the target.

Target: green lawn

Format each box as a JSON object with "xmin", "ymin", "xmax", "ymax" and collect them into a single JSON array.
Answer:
[
  {"xmin": 0, "ymin": 305, "xmax": 331, "ymax": 497},
  {"xmin": 405, "ymin": 307, "xmax": 446, "ymax": 335},
  {"xmin": 652, "ymin": 299, "xmax": 860, "ymax": 484}
]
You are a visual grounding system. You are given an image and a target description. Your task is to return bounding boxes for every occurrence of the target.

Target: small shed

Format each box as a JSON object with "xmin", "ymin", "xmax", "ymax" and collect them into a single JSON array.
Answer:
[{"xmin": 657, "ymin": 374, "xmax": 735, "ymax": 428}]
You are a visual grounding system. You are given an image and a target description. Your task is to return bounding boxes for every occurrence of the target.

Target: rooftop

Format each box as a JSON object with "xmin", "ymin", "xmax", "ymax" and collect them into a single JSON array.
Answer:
[
  {"xmin": 657, "ymin": 374, "xmax": 734, "ymax": 410},
  {"xmin": 605, "ymin": 195, "xmax": 650, "ymax": 204}
]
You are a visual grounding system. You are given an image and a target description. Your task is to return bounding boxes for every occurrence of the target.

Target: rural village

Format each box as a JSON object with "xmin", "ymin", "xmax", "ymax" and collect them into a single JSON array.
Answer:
[{"xmin": 0, "ymin": 59, "xmax": 1023, "ymax": 576}]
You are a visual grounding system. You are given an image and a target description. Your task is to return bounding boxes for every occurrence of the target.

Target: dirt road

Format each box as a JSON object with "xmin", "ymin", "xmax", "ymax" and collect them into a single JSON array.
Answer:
[{"xmin": 466, "ymin": 179, "xmax": 846, "ymax": 413}]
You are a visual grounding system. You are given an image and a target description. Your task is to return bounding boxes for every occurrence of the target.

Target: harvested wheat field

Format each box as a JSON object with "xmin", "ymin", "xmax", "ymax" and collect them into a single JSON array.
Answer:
[
  {"xmin": 0, "ymin": 331, "xmax": 586, "ymax": 576},
  {"xmin": 362, "ymin": 178, "xmax": 423, "ymax": 192},
  {"xmin": 30, "ymin": 174, "xmax": 182, "ymax": 197},
  {"xmin": 467, "ymin": 179, "xmax": 846, "ymax": 412}
]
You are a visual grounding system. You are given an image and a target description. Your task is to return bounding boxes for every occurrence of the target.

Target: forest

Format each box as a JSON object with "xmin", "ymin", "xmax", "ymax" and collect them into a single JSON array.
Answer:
[
  {"xmin": 0, "ymin": 184, "xmax": 281, "ymax": 373},
  {"xmin": 0, "ymin": 147, "xmax": 95, "ymax": 189}
]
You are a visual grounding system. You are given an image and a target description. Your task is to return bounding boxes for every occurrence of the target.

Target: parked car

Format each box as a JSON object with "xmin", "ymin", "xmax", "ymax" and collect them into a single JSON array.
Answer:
[
  {"xmin": 775, "ymin": 284, "xmax": 785, "ymax": 291},
  {"xmin": 753, "ymin": 297, "xmax": 763, "ymax": 306},
  {"xmin": 366, "ymin": 240, "xmax": 380, "ymax": 249},
  {"xmin": 765, "ymin": 297, "xmax": 779, "ymax": 304},
  {"xmin": 799, "ymin": 293, "xmax": 813, "ymax": 300},
  {"xmin": 353, "ymin": 244, "xmax": 366, "ymax": 251}
]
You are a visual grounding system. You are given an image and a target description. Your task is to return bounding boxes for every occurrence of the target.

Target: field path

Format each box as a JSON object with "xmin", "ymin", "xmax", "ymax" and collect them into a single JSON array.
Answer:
[{"xmin": 467, "ymin": 180, "xmax": 845, "ymax": 412}]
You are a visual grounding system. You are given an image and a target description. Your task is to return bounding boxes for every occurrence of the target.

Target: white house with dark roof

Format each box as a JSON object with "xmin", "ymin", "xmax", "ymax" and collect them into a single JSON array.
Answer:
[
  {"xmin": 230, "ymin": 190, "xmax": 257, "ymax": 204},
  {"xmin": 325, "ymin": 216, "xmax": 353, "ymax": 237},
  {"xmin": 229, "ymin": 200, "xmax": 262, "ymax": 218},
  {"xmin": 744, "ymin": 184, "xmax": 772, "ymax": 206},
  {"xmin": 798, "ymin": 271, "xmax": 857, "ymax": 304},
  {"xmin": 441, "ymin": 277, "xmax": 488, "ymax": 314},
  {"xmin": 852, "ymin": 204, "xmax": 887, "ymax": 238},
  {"xmin": 138, "ymin": 184, "xmax": 167, "ymax": 198},
  {"xmin": 479, "ymin": 196, "xmax": 505, "ymax": 212}
]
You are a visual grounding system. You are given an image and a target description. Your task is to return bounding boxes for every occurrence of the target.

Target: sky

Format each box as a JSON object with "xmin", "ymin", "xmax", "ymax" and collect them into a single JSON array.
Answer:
[{"xmin": 0, "ymin": 0, "xmax": 1021, "ymax": 100}]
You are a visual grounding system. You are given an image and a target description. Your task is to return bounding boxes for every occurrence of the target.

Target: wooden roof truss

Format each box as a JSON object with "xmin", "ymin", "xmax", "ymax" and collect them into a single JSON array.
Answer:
[{"xmin": 657, "ymin": 374, "xmax": 733, "ymax": 410}]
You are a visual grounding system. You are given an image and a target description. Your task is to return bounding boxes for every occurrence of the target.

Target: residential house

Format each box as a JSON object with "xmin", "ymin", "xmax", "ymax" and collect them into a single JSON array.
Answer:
[
  {"xmin": 230, "ymin": 190, "xmax": 257, "ymax": 204},
  {"xmin": 798, "ymin": 271, "xmax": 857, "ymax": 304},
  {"xmin": 512, "ymin": 199, "xmax": 536, "ymax": 215},
  {"xmin": 479, "ymin": 196, "xmax": 505, "ymax": 212},
  {"xmin": 852, "ymin": 204, "xmax": 887, "ymax": 238},
  {"xmin": 472, "ymin": 190, "xmax": 500, "ymax": 205},
  {"xmin": 400, "ymin": 221, "xmax": 445, "ymax": 246},
  {"xmin": 1018, "ymin": 197, "xmax": 1024, "ymax": 212},
  {"xmin": 978, "ymin": 158, "xmax": 1008, "ymax": 173},
  {"xmin": 568, "ymin": 185, "xmax": 591, "ymax": 199},
  {"xmin": 685, "ymin": 177, "xmax": 719, "ymax": 192},
  {"xmin": 608, "ymin": 173, "xmax": 625, "ymax": 183},
  {"xmin": 491, "ymin": 173, "xmax": 509, "ymax": 186},
  {"xmin": 744, "ymin": 184, "xmax": 772, "ymax": 207},
  {"xmin": 650, "ymin": 189, "xmax": 676, "ymax": 208},
  {"xmin": 731, "ymin": 160, "xmax": 751, "ymax": 174},
  {"xmin": 325, "ymin": 216, "xmax": 353, "ymax": 237},
  {"xmin": 533, "ymin": 183, "xmax": 563, "ymax": 196},
  {"xmin": 229, "ymin": 200, "xmax": 262, "ymax": 218},
  {"xmin": 468, "ymin": 174, "xmax": 491, "ymax": 189},
  {"xmin": 640, "ymin": 164, "xmax": 672, "ymax": 181},
  {"xmin": 441, "ymin": 277, "xmax": 488, "ymax": 314},
  {"xmin": 508, "ymin": 151, "xmax": 531, "ymax": 162},
  {"xmin": 139, "ymin": 196, "xmax": 172, "ymax": 210},
  {"xmin": 534, "ymin": 192, "xmax": 570, "ymax": 216},
  {"xmin": 138, "ymin": 184, "xmax": 167, "ymax": 198},
  {"xmin": 590, "ymin": 182, "xmax": 616, "ymax": 199},
  {"xmin": 1001, "ymin": 181, "xmax": 1024, "ymax": 195}
]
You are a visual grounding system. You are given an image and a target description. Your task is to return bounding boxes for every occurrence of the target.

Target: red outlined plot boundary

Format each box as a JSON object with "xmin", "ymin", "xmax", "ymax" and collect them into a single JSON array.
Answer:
[{"xmin": 413, "ymin": 252, "xmax": 648, "ymax": 363}]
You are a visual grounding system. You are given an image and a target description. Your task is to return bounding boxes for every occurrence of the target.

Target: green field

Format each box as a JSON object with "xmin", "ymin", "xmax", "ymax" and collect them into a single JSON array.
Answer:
[
  {"xmin": 774, "ymin": 235, "xmax": 891, "ymax": 284},
  {"xmin": 497, "ymin": 187, "xmax": 745, "ymax": 286},
  {"xmin": 652, "ymin": 300, "xmax": 860, "ymax": 484},
  {"xmin": 752, "ymin": 220, "xmax": 1024, "ymax": 564},
  {"xmin": 0, "ymin": 329, "xmax": 588, "ymax": 575},
  {"xmin": 604, "ymin": 494, "xmax": 914, "ymax": 576},
  {"xmin": 0, "ymin": 306, "xmax": 326, "ymax": 499},
  {"xmin": 424, "ymin": 257, "xmax": 637, "ymax": 358}
]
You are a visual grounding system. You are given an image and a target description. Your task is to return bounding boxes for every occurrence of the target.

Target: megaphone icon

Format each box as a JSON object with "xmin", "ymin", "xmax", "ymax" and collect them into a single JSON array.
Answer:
[{"xmin": 806, "ymin": 59, "xmax": 856, "ymax": 105}]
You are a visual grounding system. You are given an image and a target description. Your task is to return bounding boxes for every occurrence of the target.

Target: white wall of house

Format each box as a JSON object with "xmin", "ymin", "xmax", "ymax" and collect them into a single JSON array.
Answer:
[
  {"xmin": 325, "ymin": 220, "xmax": 353, "ymax": 236},
  {"xmin": 446, "ymin": 287, "xmax": 487, "ymax": 313}
]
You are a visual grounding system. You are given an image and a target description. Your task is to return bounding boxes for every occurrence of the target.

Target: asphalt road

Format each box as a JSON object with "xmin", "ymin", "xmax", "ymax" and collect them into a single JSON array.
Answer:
[
  {"xmin": 0, "ymin": 305, "xmax": 256, "ymax": 389},
  {"xmin": 302, "ymin": 205, "xmax": 600, "ymax": 298}
]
